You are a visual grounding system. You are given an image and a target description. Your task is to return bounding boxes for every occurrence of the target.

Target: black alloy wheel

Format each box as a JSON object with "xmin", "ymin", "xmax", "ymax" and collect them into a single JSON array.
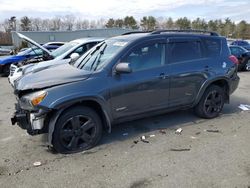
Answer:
[
  {"xmin": 194, "ymin": 85, "xmax": 225, "ymax": 119},
  {"xmin": 203, "ymin": 90, "xmax": 223, "ymax": 117},
  {"xmin": 52, "ymin": 106, "xmax": 102, "ymax": 154}
]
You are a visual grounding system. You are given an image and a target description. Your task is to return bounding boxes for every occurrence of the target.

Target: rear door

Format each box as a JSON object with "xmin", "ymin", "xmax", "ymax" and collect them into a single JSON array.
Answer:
[{"xmin": 167, "ymin": 37, "xmax": 210, "ymax": 107}]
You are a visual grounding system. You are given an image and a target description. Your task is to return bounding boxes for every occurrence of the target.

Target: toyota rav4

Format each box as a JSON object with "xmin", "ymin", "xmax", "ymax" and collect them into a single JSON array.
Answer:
[{"xmin": 11, "ymin": 30, "xmax": 240, "ymax": 154}]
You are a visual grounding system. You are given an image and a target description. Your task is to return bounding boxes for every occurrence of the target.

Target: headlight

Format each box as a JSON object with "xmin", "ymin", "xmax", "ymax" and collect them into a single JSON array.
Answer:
[
  {"xmin": 30, "ymin": 91, "xmax": 47, "ymax": 106},
  {"xmin": 21, "ymin": 91, "xmax": 47, "ymax": 109}
]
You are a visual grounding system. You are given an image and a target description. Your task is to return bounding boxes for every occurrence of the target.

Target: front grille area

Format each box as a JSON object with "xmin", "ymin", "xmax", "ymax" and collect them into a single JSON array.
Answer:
[{"xmin": 9, "ymin": 65, "xmax": 17, "ymax": 76}]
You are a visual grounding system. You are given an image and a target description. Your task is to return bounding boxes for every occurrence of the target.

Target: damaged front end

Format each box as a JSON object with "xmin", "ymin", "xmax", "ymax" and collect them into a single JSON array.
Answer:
[{"xmin": 11, "ymin": 90, "xmax": 51, "ymax": 135}]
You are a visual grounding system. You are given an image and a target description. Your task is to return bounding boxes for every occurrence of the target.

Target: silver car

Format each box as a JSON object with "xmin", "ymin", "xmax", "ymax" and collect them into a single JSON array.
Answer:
[{"xmin": 9, "ymin": 36, "xmax": 104, "ymax": 86}]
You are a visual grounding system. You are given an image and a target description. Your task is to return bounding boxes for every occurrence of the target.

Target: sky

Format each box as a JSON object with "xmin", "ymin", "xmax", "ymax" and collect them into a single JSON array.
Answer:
[{"xmin": 0, "ymin": 0, "xmax": 249, "ymax": 22}]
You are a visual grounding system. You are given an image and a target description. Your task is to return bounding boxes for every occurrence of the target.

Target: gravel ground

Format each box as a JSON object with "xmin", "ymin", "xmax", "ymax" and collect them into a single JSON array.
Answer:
[{"xmin": 0, "ymin": 72, "xmax": 250, "ymax": 188}]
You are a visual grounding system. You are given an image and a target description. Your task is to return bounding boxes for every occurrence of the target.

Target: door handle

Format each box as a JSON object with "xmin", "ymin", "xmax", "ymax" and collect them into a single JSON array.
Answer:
[
  {"xmin": 204, "ymin": 65, "xmax": 211, "ymax": 71},
  {"xmin": 158, "ymin": 73, "xmax": 168, "ymax": 79}
]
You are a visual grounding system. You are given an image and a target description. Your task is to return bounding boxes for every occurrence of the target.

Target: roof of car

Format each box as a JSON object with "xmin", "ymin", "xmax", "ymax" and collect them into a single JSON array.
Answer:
[
  {"xmin": 229, "ymin": 45, "xmax": 246, "ymax": 48},
  {"xmin": 110, "ymin": 30, "xmax": 221, "ymax": 43},
  {"xmin": 71, "ymin": 37, "xmax": 105, "ymax": 44}
]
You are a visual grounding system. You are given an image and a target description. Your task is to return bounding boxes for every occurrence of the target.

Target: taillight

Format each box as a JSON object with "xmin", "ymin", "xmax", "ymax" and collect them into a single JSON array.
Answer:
[{"xmin": 229, "ymin": 55, "xmax": 239, "ymax": 64}]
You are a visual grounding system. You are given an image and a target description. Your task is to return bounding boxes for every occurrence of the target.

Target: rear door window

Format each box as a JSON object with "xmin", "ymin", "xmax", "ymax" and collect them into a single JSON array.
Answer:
[{"xmin": 168, "ymin": 39, "xmax": 203, "ymax": 63}]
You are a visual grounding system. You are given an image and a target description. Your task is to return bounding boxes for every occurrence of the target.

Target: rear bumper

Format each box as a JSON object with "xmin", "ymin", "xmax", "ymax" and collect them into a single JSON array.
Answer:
[{"xmin": 229, "ymin": 74, "xmax": 240, "ymax": 95}]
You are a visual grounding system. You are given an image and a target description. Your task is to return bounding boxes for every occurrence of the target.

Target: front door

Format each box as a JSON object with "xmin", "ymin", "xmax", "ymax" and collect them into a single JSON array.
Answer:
[{"xmin": 109, "ymin": 40, "xmax": 170, "ymax": 119}]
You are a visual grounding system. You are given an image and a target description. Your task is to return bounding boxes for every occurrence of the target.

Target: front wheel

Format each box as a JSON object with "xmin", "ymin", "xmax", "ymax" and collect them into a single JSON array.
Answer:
[
  {"xmin": 194, "ymin": 85, "xmax": 225, "ymax": 119},
  {"xmin": 52, "ymin": 106, "xmax": 103, "ymax": 154}
]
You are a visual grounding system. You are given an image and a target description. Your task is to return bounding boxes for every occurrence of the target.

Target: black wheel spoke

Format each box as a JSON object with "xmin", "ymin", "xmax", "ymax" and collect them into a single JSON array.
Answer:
[
  {"xmin": 205, "ymin": 99, "xmax": 211, "ymax": 106},
  {"xmin": 80, "ymin": 132, "xmax": 92, "ymax": 142},
  {"xmin": 70, "ymin": 116, "xmax": 81, "ymax": 130},
  {"xmin": 211, "ymin": 91, "xmax": 217, "ymax": 100},
  {"xmin": 68, "ymin": 136, "xmax": 79, "ymax": 149},
  {"xmin": 81, "ymin": 120, "xmax": 95, "ymax": 132},
  {"xmin": 206, "ymin": 106, "xmax": 213, "ymax": 113}
]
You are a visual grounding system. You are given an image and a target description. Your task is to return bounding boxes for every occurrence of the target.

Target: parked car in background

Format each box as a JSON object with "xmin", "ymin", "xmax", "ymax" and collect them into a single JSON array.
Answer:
[
  {"xmin": 0, "ymin": 47, "xmax": 11, "ymax": 56},
  {"xmin": 11, "ymin": 30, "xmax": 239, "ymax": 154},
  {"xmin": 231, "ymin": 40, "xmax": 250, "ymax": 51},
  {"xmin": 8, "ymin": 37, "xmax": 104, "ymax": 85},
  {"xmin": 0, "ymin": 33, "xmax": 65, "ymax": 76},
  {"xmin": 229, "ymin": 45, "xmax": 250, "ymax": 71},
  {"xmin": 42, "ymin": 42, "xmax": 65, "ymax": 51},
  {"xmin": 0, "ymin": 45, "xmax": 53, "ymax": 76}
]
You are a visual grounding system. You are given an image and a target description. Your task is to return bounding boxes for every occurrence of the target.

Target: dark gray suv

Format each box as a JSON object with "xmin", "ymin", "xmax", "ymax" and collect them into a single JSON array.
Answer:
[{"xmin": 11, "ymin": 30, "xmax": 240, "ymax": 153}]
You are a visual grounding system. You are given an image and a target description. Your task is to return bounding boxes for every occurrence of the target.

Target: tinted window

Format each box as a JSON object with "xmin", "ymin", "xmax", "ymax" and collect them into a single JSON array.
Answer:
[
  {"xmin": 169, "ymin": 41, "xmax": 202, "ymax": 63},
  {"xmin": 203, "ymin": 38, "xmax": 221, "ymax": 57},
  {"xmin": 121, "ymin": 42, "xmax": 165, "ymax": 71}
]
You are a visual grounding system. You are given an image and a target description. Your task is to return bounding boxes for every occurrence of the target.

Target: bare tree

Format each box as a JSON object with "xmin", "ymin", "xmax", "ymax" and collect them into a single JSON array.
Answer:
[
  {"xmin": 62, "ymin": 15, "xmax": 75, "ymax": 31},
  {"xmin": 51, "ymin": 17, "xmax": 62, "ymax": 31},
  {"xmin": 31, "ymin": 18, "xmax": 42, "ymax": 31},
  {"xmin": 90, "ymin": 20, "xmax": 96, "ymax": 29}
]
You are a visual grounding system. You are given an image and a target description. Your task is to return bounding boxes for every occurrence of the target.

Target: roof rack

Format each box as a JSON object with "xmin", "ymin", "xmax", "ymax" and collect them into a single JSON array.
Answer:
[
  {"xmin": 151, "ymin": 29, "xmax": 219, "ymax": 36},
  {"xmin": 122, "ymin": 31, "xmax": 152, "ymax": 35}
]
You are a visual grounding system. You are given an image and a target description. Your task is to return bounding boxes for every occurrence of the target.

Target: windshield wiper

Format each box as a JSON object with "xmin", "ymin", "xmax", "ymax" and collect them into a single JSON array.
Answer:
[
  {"xmin": 78, "ymin": 42, "xmax": 106, "ymax": 70},
  {"xmin": 92, "ymin": 44, "xmax": 107, "ymax": 71}
]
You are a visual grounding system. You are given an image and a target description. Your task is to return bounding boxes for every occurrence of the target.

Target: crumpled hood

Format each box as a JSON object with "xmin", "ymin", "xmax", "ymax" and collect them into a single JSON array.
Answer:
[
  {"xmin": 15, "ymin": 63, "xmax": 91, "ymax": 91},
  {"xmin": 0, "ymin": 55, "xmax": 25, "ymax": 65}
]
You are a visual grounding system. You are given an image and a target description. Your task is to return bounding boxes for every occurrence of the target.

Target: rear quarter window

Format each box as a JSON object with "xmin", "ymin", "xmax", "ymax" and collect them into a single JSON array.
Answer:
[{"xmin": 202, "ymin": 38, "xmax": 221, "ymax": 57}]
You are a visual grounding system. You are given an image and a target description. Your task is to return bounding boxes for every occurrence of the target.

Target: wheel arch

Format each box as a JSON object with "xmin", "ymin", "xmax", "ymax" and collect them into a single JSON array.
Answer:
[
  {"xmin": 47, "ymin": 99, "xmax": 112, "ymax": 147},
  {"xmin": 194, "ymin": 78, "xmax": 230, "ymax": 106}
]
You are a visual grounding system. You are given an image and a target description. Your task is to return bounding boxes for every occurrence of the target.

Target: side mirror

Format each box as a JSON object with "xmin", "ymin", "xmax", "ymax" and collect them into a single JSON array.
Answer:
[
  {"xmin": 70, "ymin": 53, "xmax": 80, "ymax": 61},
  {"xmin": 115, "ymin": 62, "xmax": 132, "ymax": 74}
]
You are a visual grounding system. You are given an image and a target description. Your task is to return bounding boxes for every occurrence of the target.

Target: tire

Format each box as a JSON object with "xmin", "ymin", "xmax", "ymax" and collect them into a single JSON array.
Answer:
[
  {"xmin": 2, "ymin": 64, "xmax": 10, "ymax": 77},
  {"xmin": 194, "ymin": 85, "xmax": 225, "ymax": 119},
  {"xmin": 52, "ymin": 106, "xmax": 103, "ymax": 154}
]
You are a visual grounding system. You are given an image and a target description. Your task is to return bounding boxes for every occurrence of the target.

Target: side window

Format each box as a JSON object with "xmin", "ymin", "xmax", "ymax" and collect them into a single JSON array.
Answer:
[
  {"xmin": 86, "ymin": 42, "xmax": 98, "ymax": 50},
  {"xmin": 230, "ymin": 47, "xmax": 239, "ymax": 55},
  {"xmin": 29, "ymin": 48, "xmax": 43, "ymax": 56},
  {"xmin": 202, "ymin": 38, "xmax": 221, "ymax": 57},
  {"xmin": 75, "ymin": 42, "xmax": 97, "ymax": 55},
  {"xmin": 121, "ymin": 42, "xmax": 165, "ymax": 72},
  {"xmin": 238, "ymin": 48, "xmax": 245, "ymax": 54},
  {"xmin": 169, "ymin": 41, "xmax": 202, "ymax": 63},
  {"xmin": 74, "ymin": 46, "xmax": 85, "ymax": 55},
  {"xmin": 66, "ymin": 42, "xmax": 98, "ymax": 59}
]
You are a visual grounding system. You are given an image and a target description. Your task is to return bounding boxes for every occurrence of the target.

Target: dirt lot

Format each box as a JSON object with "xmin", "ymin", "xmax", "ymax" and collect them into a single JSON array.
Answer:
[{"xmin": 0, "ymin": 73, "xmax": 250, "ymax": 188}]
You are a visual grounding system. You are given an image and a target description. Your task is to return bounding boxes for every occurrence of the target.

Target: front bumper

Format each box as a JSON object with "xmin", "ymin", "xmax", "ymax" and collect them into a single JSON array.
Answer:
[
  {"xmin": 11, "ymin": 103, "xmax": 48, "ymax": 135},
  {"xmin": 0, "ymin": 64, "xmax": 3, "ymax": 74}
]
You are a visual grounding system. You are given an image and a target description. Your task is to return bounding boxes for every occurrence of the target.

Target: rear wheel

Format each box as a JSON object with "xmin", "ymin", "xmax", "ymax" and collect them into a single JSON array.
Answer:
[
  {"xmin": 52, "ymin": 106, "xmax": 103, "ymax": 154},
  {"xmin": 194, "ymin": 85, "xmax": 225, "ymax": 119}
]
